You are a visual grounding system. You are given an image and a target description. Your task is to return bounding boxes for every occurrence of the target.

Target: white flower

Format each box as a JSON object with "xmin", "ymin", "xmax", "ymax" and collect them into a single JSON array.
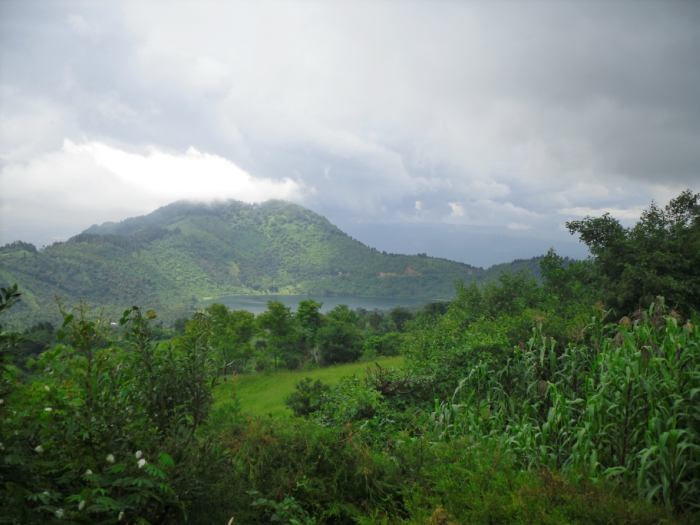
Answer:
[
  {"xmin": 43, "ymin": 491, "xmax": 50, "ymax": 496},
  {"xmin": 0, "ymin": 398, "xmax": 4, "ymax": 405},
  {"xmin": 44, "ymin": 386, "xmax": 50, "ymax": 391},
  {"xmin": 135, "ymin": 450, "xmax": 142, "ymax": 459},
  {"xmin": 35, "ymin": 445, "xmax": 44, "ymax": 454},
  {"xmin": 137, "ymin": 458, "xmax": 147, "ymax": 469},
  {"xmin": 85, "ymin": 469, "xmax": 93, "ymax": 475},
  {"xmin": 78, "ymin": 500, "xmax": 86, "ymax": 510},
  {"xmin": 44, "ymin": 407, "xmax": 52, "ymax": 412},
  {"xmin": 55, "ymin": 508, "xmax": 64, "ymax": 518},
  {"xmin": 106, "ymin": 454, "xmax": 115, "ymax": 463},
  {"xmin": 118, "ymin": 511, "xmax": 125, "ymax": 521}
]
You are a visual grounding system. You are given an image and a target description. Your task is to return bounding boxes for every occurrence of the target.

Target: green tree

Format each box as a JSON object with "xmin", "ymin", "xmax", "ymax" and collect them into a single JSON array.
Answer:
[
  {"xmin": 317, "ymin": 320, "xmax": 363, "ymax": 366},
  {"xmin": 368, "ymin": 311, "xmax": 382, "ymax": 330},
  {"xmin": 284, "ymin": 377, "xmax": 330, "ymax": 417},
  {"xmin": 296, "ymin": 299, "xmax": 323, "ymax": 361},
  {"xmin": 539, "ymin": 249, "xmax": 598, "ymax": 317},
  {"xmin": 0, "ymin": 284, "xmax": 22, "ymax": 397},
  {"xmin": 362, "ymin": 332, "xmax": 403, "ymax": 358},
  {"xmin": 566, "ymin": 189, "xmax": 700, "ymax": 315},
  {"xmin": 326, "ymin": 304, "xmax": 358, "ymax": 325},
  {"xmin": 228, "ymin": 309, "xmax": 256, "ymax": 372},
  {"xmin": 257, "ymin": 301, "xmax": 300, "ymax": 372},
  {"xmin": 389, "ymin": 306, "xmax": 413, "ymax": 332},
  {"xmin": 206, "ymin": 303, "xmax": 255, "ymax": 374}
]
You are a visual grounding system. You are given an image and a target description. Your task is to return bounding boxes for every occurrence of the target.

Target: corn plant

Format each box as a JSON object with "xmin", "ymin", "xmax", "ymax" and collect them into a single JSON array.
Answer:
[{"xmin": 428, "ymin": 305, "xmax": 700, "ymax": 511}]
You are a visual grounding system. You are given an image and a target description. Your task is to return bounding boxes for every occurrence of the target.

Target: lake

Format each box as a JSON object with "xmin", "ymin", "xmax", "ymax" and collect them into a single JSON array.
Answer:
[{"xmin": 198, "ymin": 294, "xmax": 439, "ymax": 314}]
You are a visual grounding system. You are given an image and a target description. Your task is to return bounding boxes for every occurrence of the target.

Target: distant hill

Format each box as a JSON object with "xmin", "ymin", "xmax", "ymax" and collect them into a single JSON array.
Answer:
[{"xmin": 0, "ymin": 200, "xmax": 543, "ymax": 327}]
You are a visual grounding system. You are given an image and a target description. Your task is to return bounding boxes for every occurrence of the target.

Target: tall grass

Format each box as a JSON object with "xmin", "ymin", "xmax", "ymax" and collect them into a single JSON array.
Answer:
[{"xmin": 429, "ymin": 305, "xmax": 700, "ymax": 512}]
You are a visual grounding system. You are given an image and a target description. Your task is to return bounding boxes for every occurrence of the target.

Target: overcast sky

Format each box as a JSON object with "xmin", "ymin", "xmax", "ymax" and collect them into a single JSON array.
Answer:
[{"xmin": 1, "ymin": 1, "xmax": 699, "ymax": 267}]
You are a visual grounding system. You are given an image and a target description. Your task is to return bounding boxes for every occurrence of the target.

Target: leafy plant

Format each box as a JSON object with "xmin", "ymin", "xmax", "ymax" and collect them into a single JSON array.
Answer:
[
  {"xmin": 249, "ymin": 491, "xmax": 316, "ymax": 525},
  {"xmin": 0, "ymin": 298, "xmax": 225, "ymax": 524},
  {"xmin": 284, "ymin": 377, "xmax": 330, "ymax": 418}
]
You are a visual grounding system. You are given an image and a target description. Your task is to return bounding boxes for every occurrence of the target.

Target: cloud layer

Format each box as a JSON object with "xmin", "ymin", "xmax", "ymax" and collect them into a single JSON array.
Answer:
[
  {"xmin": 0, "ymin": 139, "xmax": 301, "ymax": 244},
  {"xmin": 1, "ymin": 1, "xmax": 699, "ymax": 264}
]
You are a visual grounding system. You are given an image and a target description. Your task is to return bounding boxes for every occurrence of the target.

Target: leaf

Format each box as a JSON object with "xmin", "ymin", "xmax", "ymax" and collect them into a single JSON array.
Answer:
[{"xmin": 157, "ymin": 452, "xmax": 175, "ymax": 469}]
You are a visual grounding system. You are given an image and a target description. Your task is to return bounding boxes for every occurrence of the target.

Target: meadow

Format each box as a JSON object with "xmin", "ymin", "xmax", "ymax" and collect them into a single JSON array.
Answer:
[{"xmin": 214, "ymin": 356, "xmax": 404, "ymax": 417}]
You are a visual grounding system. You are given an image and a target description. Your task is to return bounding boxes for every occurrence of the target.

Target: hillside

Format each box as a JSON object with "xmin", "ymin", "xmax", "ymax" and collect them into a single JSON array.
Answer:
[{"xmin": 0, "ymin": 200, "xmax": 543, "ymax": 327}]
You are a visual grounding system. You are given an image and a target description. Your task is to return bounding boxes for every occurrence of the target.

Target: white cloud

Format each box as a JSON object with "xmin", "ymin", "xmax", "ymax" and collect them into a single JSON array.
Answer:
[
  {"xmin": 95, "ymin": 93, "xmax": 138, "ymax": 123},
  {"xmin": 113, "ymin": 2, "xmax": 700, "ymax": 219},
  {"xmin": 66, "ymin": 14, "xmax": 91, "ymax": 35},
  {"xmin": 68, "ymin": 140, "xmax": 302, "ymax": 203},
  {"xmin": 0, "ymin": 139, "xmax": 303, "ymax": 245},
  {"xmin": 0, "ymin": 88, "xmax": 76, "ymax": 163},
  {"xmin": 557, "ymin": 206, "xmax": 644, "ymax": 221},
  {"xmin": 448, "ymin": 202, "xmax": 465, "ymax": 217},
  {"xmin": 507, "ymin": 222, "xmax": 532, "ymax": 231}
]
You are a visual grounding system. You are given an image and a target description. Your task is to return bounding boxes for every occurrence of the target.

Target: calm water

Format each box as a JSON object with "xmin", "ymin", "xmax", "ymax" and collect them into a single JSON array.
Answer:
[{"xmin": 198, "ymin": 294, "xmax": 436, "ymax": 314}]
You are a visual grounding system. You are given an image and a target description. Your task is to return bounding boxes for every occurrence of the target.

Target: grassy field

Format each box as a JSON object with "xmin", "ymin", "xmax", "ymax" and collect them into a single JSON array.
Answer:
[{"xmin": 214, "ymin": 356, "xmax": 404, "ymax": 417}]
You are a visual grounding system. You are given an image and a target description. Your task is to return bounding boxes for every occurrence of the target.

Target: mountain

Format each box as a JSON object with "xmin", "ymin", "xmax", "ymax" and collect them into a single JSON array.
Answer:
[{"xmin": 0, "ymin": 200, "xmax": 543, "ymax": 327}]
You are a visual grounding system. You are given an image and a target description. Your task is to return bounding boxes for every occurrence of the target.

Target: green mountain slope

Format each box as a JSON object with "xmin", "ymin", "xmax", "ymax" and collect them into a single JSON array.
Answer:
[{"xmin": 0, "ymin": 200, "xmax": 543, "ymax": 327}]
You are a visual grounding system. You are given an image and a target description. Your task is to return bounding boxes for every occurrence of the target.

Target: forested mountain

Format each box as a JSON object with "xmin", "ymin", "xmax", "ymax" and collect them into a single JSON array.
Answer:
[{"xmin": 0, "ymin": 200, "xmax": 543, "ymax": 326}]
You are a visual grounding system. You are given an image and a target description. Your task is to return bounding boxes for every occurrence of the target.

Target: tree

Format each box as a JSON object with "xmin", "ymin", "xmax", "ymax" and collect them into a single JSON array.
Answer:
[
  {"xmin": 296, "ymin": 299, "xmax": 323, "ymax": 360},
  {"xmin": 389, "ymin": 306, "xmax": 413, "ymax": 332},
  {"xmin": 368, "ymin": 311, "xmax": 382, "ymax": 330},
  {"xmin": 228, "ymin": 309, "xmax": 256, "ymax": 372},
  {"xmin": 326, "ymin": 304, "xmax": 357, "ymax": 325},
  {"xmin": 566, "ymin": 189, "xmax": 700, "ymax": 315},
  {"xmin": 0, "ymin": 302, "xmax": 221, "ymax": 524},
  {"xmin": 0, "ymin": 284, "xmax": 22, "ymax": 397},
  {"xmin": 257, "ymin": 301, "xmax": 300, "ymax": 372},
  {"xmin": 206, "ymin": 303, "xmax": 256, "ymax": 374},
  {"xmin": 317, "ymin": 320, "xmax": 363, "ymax": 365},
  {"xmin": 539, "ymin": 249, "xmax": 597, "ymax": 316},
  {"xmin": 284, "ymin": 377, "xmax": 330, "ymax": 417}
]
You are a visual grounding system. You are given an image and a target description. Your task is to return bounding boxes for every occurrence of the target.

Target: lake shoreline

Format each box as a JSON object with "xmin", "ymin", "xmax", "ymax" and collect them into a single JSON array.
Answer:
[{"xmin": 198, "ymin": 293, "xmax": 447, "ymax": 314}]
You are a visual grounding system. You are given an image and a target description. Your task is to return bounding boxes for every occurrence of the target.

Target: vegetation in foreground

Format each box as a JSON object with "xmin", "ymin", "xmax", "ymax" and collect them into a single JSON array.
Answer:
[{"xmin": 0, "ymin": 190, "xmax": 699, "ymax": 524}]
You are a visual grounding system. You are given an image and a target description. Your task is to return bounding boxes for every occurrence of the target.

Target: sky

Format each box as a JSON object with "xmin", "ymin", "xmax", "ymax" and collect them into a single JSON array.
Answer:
[{"xmin": 1, "ymin": 1, "xmax": 699, "ymax": 268}]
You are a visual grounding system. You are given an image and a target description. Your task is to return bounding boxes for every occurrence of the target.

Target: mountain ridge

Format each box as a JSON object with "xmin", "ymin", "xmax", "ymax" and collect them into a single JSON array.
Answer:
[{"xmin": 0, "ymin": 199, "xmax": 543, "ymax": 327}]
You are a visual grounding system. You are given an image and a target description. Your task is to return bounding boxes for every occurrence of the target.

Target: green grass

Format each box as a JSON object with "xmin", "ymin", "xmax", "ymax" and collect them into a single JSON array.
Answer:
[{"xmin": 214, "ymin": 356, "xmax": 404, "ymax": 417}]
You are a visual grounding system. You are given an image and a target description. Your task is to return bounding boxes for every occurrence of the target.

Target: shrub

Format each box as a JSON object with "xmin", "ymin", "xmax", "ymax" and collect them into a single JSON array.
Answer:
[
  {"xmin": 285, "ymin": 377, "xmax": 330, "ymax": 418},
  {"xmin": 0, "ymin": 302, "xmax": 225, "ymax": 524},
  {"xmin": 317, "ymin": 320, "xmax": 363, "ymax": 365}
]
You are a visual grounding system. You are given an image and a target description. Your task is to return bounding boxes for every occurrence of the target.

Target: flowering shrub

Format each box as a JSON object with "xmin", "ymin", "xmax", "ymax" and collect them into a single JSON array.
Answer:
[{"xmin": 0, "ymin": 300, "xmax": 223, "ymax": 524}]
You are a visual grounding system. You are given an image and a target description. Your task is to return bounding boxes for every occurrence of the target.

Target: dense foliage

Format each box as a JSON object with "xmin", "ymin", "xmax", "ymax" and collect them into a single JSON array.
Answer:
[
  {"xmin": 0, "ymin": 301, "xmax": 225, "ymax": 524},
  {"xmin": 566, "ymin": 189, "xmax": 700, "ymax": 315},
  {"xmin": 1, "ymin": 191, "xmax": 699, "ymax": 524}
]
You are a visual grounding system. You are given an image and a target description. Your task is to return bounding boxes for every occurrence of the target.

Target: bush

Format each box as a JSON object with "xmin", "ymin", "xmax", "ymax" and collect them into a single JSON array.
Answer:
[
  {"xmin": 0, "ymin": 302, "xmax": 225, "ymax": 524},
  {"xmin": 317, "ymin": 320, "xmax": 363, "ymax": 365},
  {"xmin": 363, "ymin": 332, "xmax": 403, "ymax": 358},
  {"xmin": 285, "ymin": 377, "xmax": 330, "ymax": 418}
]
